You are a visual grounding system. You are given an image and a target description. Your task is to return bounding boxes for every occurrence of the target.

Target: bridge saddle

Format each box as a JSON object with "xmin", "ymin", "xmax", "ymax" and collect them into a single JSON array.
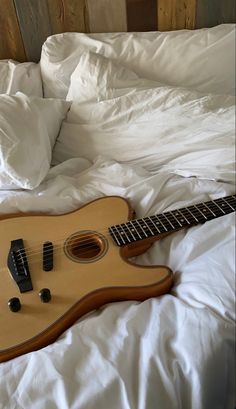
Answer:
[{"xmin": 7, "ymin": 239, "xmax": 33, "ymax": 293}]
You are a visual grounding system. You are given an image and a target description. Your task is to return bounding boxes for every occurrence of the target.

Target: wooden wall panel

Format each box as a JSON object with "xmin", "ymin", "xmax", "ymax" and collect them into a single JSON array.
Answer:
[
  {"xmin": 86, "ymin": 0, "xmax": 127, "ymax": 33},
  {"xmin": 47, "ymin": 0, "xmax": 88, "ymax": 34},
  {"xmin": 0, "ymin": 0, "xmax": 235, "ymax": 62},
  {"xmin": 158, "ymin": 0, "xmax": 197, "ymax": 31},
  {"xmin": 196, "ymin": 0, "xmax": 236, "ymax": 28},
  {"xmin": 126, "ymin": 0, "xmax": 157, "ymax": 31},
  {"xmin": 0, "ymin": 0, "xmax": 26, "ymax": 61},
  {"xmin": 14, "ymin": 0, "xmax": 52, "ymax": 61}
]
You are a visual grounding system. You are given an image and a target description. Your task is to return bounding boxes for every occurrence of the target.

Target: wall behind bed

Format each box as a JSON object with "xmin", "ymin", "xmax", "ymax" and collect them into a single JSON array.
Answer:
[{"xmin": 0, "ymin": 0, "xmax": 235, "ymax": 62}]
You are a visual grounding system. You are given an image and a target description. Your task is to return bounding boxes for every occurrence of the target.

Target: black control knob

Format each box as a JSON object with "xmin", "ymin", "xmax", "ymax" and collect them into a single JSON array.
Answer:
[
  {"xmin": 39, "ymin": 288, "xmax": 51, "ymax": 303},
  {"xmin": 8, "ymin": 297, "xmax": 21, "ymax": 312}
]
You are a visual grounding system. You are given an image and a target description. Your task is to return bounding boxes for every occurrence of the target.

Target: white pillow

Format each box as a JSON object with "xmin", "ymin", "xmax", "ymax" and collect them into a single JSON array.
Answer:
[
  {"xmin": 41, "ymin": 24, "xmax": 235, "ymax": 98},
  {"xmin": 66, "ymin": 51, "xmax": 160, "ymax": 102},
  {"xmin": 53, "ymin": 85, "xmax": 235, "ymax": 183},
  {"xmin": 0, "ymin": 93, "xmax": 71, "ymax": 190},
  {"xmin": 0, "ymin": 60, "xmax": 43, "ymax": 97}
]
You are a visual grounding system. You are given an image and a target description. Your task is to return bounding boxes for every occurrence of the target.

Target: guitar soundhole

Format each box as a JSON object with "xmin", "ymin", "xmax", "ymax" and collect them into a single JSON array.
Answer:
[{"xmin": 64, "ymin": 231, "xmax": 108, "ymax": 263}]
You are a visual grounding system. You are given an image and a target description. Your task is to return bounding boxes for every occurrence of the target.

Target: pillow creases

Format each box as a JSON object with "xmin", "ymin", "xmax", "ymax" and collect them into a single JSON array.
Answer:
[
  {"xmin": 66, "ymin": 51, "xmax": 161, "ymax": 102},
  {"xmin": 0, "ymin": 92, "xmax": 71, "ymax": 190},
  {"xmin": 40, "ymin": 24, "xmax": 236, "ymax": 98},
  {"xmin": 52, "ymin": 58, "xmax": 235, "ymax": 184},
  {"xmin": 0, "ymin": 60, "xmax": 43, "ymax": 97}
]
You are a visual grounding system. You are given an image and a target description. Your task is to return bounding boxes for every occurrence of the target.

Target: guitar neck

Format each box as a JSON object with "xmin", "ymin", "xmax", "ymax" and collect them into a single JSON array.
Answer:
[{"xmin": 109, "ymin": 195, "xmax": 236, "ymax": 246}]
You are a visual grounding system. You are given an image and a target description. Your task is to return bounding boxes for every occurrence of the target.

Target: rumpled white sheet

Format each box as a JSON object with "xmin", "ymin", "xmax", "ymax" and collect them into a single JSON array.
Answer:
[
  {"xmin": 54, "ymin": 86, "xmax": 236, "ymax": 185},
  {"xmin": 0, "ymin": 158, "xmax": 235, "ymax": 409}
]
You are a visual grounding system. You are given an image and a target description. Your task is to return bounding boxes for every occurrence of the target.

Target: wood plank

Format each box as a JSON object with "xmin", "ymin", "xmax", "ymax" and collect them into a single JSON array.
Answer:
[
  {"xmin": 158, "ymin": 0, "xmax": 197, "ymax": 31},
  {"xmin": 0, "ymin": 0, "xmax": 26, "ymax": 61},
  {"xmin": 47, "ymin": 0, "xmax": 88, "ymax": 34},
  {"xmin": 196, "ymin": 0, "xmax": 236, "ymax": 28},
  {"xmin": 126, "ymin": 0, "xmax": 157, "ymax": 31},
  {"xmin": 86, "ymin": 0, "xmax": 127, "ymax": 33},
  {"xmin": 221, "ymin": 0, "xmax": 236, "ymax": 24},
  {"xmin": 14, "ymin": 0, "xmax": 52, "ymax": 62}
]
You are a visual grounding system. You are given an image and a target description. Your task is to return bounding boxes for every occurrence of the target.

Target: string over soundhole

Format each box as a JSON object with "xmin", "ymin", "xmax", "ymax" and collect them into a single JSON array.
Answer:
[{"xmin": 64, "ymin": 231, "xmax": 108, "ymax": 263}]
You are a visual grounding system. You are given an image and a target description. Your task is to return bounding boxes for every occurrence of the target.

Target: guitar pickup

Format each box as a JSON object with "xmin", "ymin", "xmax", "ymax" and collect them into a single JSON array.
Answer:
[
  {"xmin": 7, "ymin": 239, "xmax": 33, "ymax": 293},
  {"xmin": 43, "ymin": 241, "xmax": 54, "ymax": 271}
]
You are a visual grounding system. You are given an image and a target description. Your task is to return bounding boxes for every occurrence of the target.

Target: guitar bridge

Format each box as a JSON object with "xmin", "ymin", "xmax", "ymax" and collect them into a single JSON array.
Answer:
[{"xmin": 7, "ymin": 239, "xmax": 33, "ymax": 293}]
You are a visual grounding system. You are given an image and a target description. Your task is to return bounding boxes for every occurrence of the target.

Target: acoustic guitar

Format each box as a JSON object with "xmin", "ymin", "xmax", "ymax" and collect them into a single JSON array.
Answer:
[{"xmin": 0, "ymin": 194, "xmax": 235, "ymax": 362}]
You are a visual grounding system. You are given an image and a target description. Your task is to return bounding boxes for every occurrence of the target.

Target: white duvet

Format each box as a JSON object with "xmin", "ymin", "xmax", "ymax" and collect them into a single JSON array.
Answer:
[
  {"xmin": 1, "ymin": 25, "xmax": 235, "ymax": 408},
  {"xmin": 0, "ymin": 157, "xmax": 235, "ymax": 409}
]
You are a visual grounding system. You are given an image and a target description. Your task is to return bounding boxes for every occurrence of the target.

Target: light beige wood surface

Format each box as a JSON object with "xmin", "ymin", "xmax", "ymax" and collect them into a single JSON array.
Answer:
[
  {"xmin": 0, "ymin": 197, "xmax": 173, "ymax": 362},
  {"xmin": 158, "ymin": 0, "xmax": 197, "ymax": 30},
  {"xmin": 86, "ymin": 0, "xmax": 128, "ymax": 33}
]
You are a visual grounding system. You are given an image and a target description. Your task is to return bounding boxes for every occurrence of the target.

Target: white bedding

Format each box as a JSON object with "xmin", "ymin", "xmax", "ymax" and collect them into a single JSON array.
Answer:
[
  {"xmin": 40, "ymin": 24, "xmax": 235, "ymax": 98},
  {"xmin": 0, "ymin": 158, "xmax": 235, "ymax": 409},
  {"xmin": 0, "ymin": 25, "xmax": 235, "ymax": 409},
  {"xmin": 0, "ymin": 60, "xmax": 43, "ymax": 97}
]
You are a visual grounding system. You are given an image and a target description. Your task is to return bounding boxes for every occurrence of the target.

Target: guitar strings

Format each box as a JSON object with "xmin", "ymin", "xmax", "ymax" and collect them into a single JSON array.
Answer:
[
  {"xmin": 5, "ymin": 195, "xmax": 236, "ymax": 263},
  {"xmin": 0, "ymin": 201, "xmax": 235, "ymax": 276},
  {"xmin": 2, "ymin": 196, "xmax": 236, "ymax": 265},
  {"xmin": 13, "ymin": 195, "xmax": 236, "ymax": 260},
  {"xmin": 5, "ymin": 204, "xmax": 203, "ymax": 262}
]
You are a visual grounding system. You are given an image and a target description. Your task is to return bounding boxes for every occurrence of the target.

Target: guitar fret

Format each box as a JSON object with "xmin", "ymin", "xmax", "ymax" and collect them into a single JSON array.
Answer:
[
  {"xmin": 125, "ymin": 222, "xmax": 137, "ymax": 241},
  {"xmin": 222, "ymin": 197, "xmax": 234, "ymax": 211},
  {"xmin": 197, "ymin": 203, "xmax": 215, "ymax": 220},
  {"xmin": 120, "ymin": 224, "xmax": 131, "ymax": 243},
  {"xmin": 202, "ymin": 203, "xmax": 216, "ymax": 217},
  {"xmin": 205, "ymin": 200, "xmax": 223, "ymax": 216},
  {"xmin": 109, "ymin": 195, "xmax": 236, "ymax": 246},
  {"xmin": 142, "ymin": 218, "xmax": 155, "ymax": 236},
  {"xmin": 194, "ymin": 205, "xmax": 207, "ymax": 220},
  {"xmin": 109, "ymin": 226, "xmax": 123, "ymax": 246},
  {"xmin": 162, "ymin": 213, "xmax": 175, "ymax": 229},
  {"xmin": 182, "ymin": 208, "xmax": 198, "ymax": 224},
  {"xmin": 210, "ymin": 200, "xmax": 225, "ymax": 215},
  {"xmin": 175, "ymin": 209, "xmax": 191, "ymax": 225},
  {"xmin": 147, "ymin": 216, "xmax": 161, "ymax": 234},
  {"xmin": 169, "ymin": 211, "xmax": 184, "ymax": 227},
  {"xmin": 187, "ymin": 206, "xmax": 205, "ymax": 222},
  {"xmin": 152, "ymin": 216, "xmax": 167, "ymax": 232},
  {"xmin": 130, "ymin": 220, "xmax": 143, "ymax": 239},
  {"xmin": 136, "ymin": 220, "xmax": 148, "ymax": 238},
  {"xmin": 155, "ymin": 216, "xmax": 168, "ymax": 232},
  {"xmin": 184, "ymin": 207, "xmax": 199, "ymax": 222}
]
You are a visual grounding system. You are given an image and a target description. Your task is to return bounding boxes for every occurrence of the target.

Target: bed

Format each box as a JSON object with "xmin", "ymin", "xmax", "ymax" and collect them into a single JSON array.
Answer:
[{"xmin": 0, "ymin": 14, "xmax": 235, "ymax": 409}]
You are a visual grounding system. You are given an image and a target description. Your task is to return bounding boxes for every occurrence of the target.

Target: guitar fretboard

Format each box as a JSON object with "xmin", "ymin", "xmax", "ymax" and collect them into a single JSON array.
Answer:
[{"xmin": 109, "ymin": 195, "xmax": 236, "ymax": 247}]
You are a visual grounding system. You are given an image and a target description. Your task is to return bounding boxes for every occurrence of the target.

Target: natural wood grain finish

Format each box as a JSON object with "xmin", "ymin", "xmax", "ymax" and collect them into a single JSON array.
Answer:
[
  {"xmin": 0, "ymin": 196, "xmax": 173, "ymax": 362},
  {"xmin": 126, "ymin": 0, "xmax": 157, "ymax": 31},
  {"xmin": 86, "ymin": 0, "xmax": 127, "ymax": 33},
  {"xmin": 14, "ymin": 0, "xmax": 52, "ymax": 62},
  {"xmin": 47, "ymin": 0, "xmax": 88, "ymax": 34},
  {"xmin": 1, "ymin": 0, "xmax": 235, "ymax": 62},
  {"xmin": 0, "ymin": 0, "xmax": 26, "ymax": 61},
  {"xmin": 158, "ymin": 0, "xmax": 197, "ymax": 31}
]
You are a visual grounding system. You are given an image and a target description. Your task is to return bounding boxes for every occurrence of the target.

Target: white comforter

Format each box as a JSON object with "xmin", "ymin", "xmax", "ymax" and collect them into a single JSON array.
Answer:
[{"xmin": 0, "ymin": 157, "xmax": 235, "ymax": 409}]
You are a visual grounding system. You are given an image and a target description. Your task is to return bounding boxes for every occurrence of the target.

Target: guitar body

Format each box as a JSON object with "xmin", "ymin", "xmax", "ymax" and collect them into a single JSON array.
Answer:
[{"xmin": 0, "ymin": 196, "xmax": 173, "ymax": 362}]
